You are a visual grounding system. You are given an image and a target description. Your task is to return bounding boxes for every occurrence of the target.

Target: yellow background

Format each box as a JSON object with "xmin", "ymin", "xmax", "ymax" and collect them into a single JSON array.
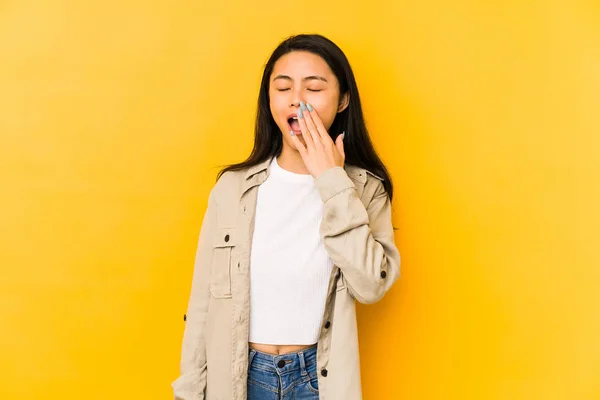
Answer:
[{"xmin": 1, "ymin": 0, "xmax": 599, "ymax": 399}]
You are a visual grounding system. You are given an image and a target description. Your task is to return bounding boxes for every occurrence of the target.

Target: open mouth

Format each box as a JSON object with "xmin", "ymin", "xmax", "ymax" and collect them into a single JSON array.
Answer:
[{"xmin": 287, "ymin": 116, "xmax": 302, "ymax": 135}]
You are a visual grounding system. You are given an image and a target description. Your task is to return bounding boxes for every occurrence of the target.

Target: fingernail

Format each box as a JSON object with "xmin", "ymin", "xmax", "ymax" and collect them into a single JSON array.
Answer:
[
  {"xmin": 306, "ymin": 103, "xmax": 313, "ymax": 112},
  {"xmin": 341, "ymin": 131, "xmax": 345, "ymax": 140},
  {"xmin": 290, "ymin": 130, "xmax": 295, "ymax": 136},
  {"xmin": 298, "ymin": 107, "xmax": 304, "ymax": 119},
  {"xmin": 300, "ymin": 101, "xmax": 307, "ymax": 111}
]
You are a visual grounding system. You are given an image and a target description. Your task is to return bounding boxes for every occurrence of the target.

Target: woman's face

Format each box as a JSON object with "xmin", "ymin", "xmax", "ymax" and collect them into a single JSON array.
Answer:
[{"xmin": 269, "ymin": 51, "xmax": 348, "ymax": 152}]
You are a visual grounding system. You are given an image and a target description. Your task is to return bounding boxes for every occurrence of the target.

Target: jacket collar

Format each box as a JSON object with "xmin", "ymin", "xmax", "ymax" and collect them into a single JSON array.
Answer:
[{"xmin": 244, "ymin": 157, "xmax": 272, "ymax": 181}]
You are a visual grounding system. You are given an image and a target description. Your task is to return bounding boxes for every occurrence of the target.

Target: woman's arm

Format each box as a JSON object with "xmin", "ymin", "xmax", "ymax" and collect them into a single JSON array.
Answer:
[
  {"xmin": 315, "ymin": 167, "xmax": 401, "ymax": 304},
  {"xmin": 172, "ymin": 191, "xmax": 217, "ymax": 400}
]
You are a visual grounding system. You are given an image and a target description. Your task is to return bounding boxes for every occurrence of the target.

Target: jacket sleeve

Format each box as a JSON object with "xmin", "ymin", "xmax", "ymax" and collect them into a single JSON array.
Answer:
[
  {"xmin": 315, "ymin": 166, "xmax": 401, "ymax": 304},
  {"xmin": 172, "ymin": 190, "xmax": 217, "ymax": 399}
]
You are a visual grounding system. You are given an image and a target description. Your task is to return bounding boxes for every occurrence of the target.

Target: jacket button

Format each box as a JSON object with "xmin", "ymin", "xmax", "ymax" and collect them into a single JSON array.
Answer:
[
  {"xmin": 321, "ymin": 368, "xmax": 328, "ymax": 377},
  {"xmin": 277, "ymin": 360, "xmax": 285, "ymax": 368},
  {"xmin": 183, "ymin": 314, "xmax": 186, "ymax": 322},
  {"xmin": 324, "ymin": 321, "xmax": 331, "ymax": 329},
  {"xmin": 380, "ymin": 270, "xmax": 387, "ymax": 279},
  {"xmin": 224, "ymin": 234, "xmax": 230, "ymax": 242}
]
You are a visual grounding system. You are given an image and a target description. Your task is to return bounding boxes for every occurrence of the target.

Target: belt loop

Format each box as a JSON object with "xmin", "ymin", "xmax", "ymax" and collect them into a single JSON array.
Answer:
[
  {"xmin": 248, "ymin": 348, "xmax": 257, "ymax": 367},
  {"xmin": 298, "ymin": 350, "xmax": 307, "ymax": 377}
]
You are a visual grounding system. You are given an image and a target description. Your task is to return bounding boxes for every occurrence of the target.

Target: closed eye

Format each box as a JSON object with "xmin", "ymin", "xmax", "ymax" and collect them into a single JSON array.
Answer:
[{"xmin": 275, "ymin": 88, "xmax": 322, "ymax": 92}]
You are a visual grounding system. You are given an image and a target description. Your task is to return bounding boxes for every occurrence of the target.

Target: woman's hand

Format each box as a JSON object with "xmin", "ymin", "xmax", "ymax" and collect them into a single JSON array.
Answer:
[{"xmin": 290, "ymin": 101, "xmax": 345, "ymax": 178}]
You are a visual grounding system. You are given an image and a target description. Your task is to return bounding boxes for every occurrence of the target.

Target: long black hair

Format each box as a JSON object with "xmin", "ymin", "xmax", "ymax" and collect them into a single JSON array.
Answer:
[{"xmin": 217, "ymin": 34, "xmax": 394, "ymax": 200}]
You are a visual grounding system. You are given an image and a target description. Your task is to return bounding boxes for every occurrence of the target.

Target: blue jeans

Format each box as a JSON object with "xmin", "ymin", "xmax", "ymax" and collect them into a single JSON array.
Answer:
[{"xmin": 247, "ymin": 344, "xmax": 320, "ymax": 399}]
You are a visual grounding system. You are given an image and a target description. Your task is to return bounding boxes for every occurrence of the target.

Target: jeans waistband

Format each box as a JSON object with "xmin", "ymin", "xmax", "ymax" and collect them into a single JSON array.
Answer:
[{"xmin": 249, "ymin": 344, "xmax": 317, "ymax": 375}]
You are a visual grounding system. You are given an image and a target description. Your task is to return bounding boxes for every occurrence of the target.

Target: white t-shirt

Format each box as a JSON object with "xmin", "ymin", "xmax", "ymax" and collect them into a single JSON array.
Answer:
[{"xmin": 248, "ymin": 157, "xmax": 334, "ymax": 345}]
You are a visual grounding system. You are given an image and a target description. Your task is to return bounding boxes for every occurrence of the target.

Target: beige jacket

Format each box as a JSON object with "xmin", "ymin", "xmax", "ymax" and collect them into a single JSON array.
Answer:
[{"xmin": 172, "ymin": 157, "xmax": 401, "ymax": 400}]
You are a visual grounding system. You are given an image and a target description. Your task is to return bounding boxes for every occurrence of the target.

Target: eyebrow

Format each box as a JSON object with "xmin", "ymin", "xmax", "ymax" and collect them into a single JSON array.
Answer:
[{"xmin": 272, "ymin": 74, "xmax": 328, "ymax": 83}]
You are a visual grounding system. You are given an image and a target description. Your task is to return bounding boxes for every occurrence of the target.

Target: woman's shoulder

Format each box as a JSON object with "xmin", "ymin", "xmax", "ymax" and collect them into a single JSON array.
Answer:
[
  {"xmin": 215, "ymin": 169, "xmax": 243, "ymax": 186},
  {"xmin": 344, "ymin": 164, "xmax": 385, "ymax": 183},
  {"xmin": 210, "ymin": 160, "xmax": 268, "ymax": 201},
  {"xmin": 344, "ymin": 164, "xmax": 387, "ymax": 200},
  {"xmin": 212, "ymin": 169, "xmax": 245, "ymax": 197},
  {"xmin": 214, "ymin": 158, "xmax": 271, "ymax": 189}
]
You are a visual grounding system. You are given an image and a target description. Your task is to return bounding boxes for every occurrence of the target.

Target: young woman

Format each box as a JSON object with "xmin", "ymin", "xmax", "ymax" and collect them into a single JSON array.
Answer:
[{"xmin": 172, "ymin": 34, "xmax": 401, "ymax": 400}]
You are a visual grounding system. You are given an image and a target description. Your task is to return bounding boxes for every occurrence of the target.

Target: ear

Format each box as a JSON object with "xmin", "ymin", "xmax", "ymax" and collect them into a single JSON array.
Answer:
[{"xmin": 337, "ymin": 92, "xmax": 350, "ymax": 113}]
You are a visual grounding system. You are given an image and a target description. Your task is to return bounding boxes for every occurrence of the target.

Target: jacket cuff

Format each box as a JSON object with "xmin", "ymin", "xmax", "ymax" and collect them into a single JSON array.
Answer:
[
  {"xmin": 172, "ymin": 367, "xmax": 206, "ymax": 400},
  {"xmin": 315, "ymin": 166, "xmax": 355, "ymax": 203}
]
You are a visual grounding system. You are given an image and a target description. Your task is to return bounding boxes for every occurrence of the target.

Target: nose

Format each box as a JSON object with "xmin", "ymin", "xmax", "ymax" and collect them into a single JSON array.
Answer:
[{"xmin": 290, "ymin": 88, "xmax": 304, "ymax": 109}]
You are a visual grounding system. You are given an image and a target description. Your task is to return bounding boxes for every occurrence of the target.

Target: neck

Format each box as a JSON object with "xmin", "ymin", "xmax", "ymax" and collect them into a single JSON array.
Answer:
[{"xmin": 277, "ymin": 146, "xmax": 311, "ymax": 175}]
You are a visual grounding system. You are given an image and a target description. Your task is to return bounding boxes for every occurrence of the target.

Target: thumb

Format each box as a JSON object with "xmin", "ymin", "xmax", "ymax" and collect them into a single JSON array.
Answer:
[{"xmin": 335, "ymin": 131, "xmax": 346, "ymax": 158}]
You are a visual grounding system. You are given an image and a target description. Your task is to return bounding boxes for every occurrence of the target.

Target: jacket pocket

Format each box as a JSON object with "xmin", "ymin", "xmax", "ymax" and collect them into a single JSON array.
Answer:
[{"xmin": 210, "ymin": 228, "xmax": 235, "ymax": 299}]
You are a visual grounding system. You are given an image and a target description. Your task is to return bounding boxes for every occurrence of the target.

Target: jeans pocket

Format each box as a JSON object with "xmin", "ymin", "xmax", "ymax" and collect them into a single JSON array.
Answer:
[{"xmin": 304, "ymin": 372, "xmax": 319, "ymax": 394}]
